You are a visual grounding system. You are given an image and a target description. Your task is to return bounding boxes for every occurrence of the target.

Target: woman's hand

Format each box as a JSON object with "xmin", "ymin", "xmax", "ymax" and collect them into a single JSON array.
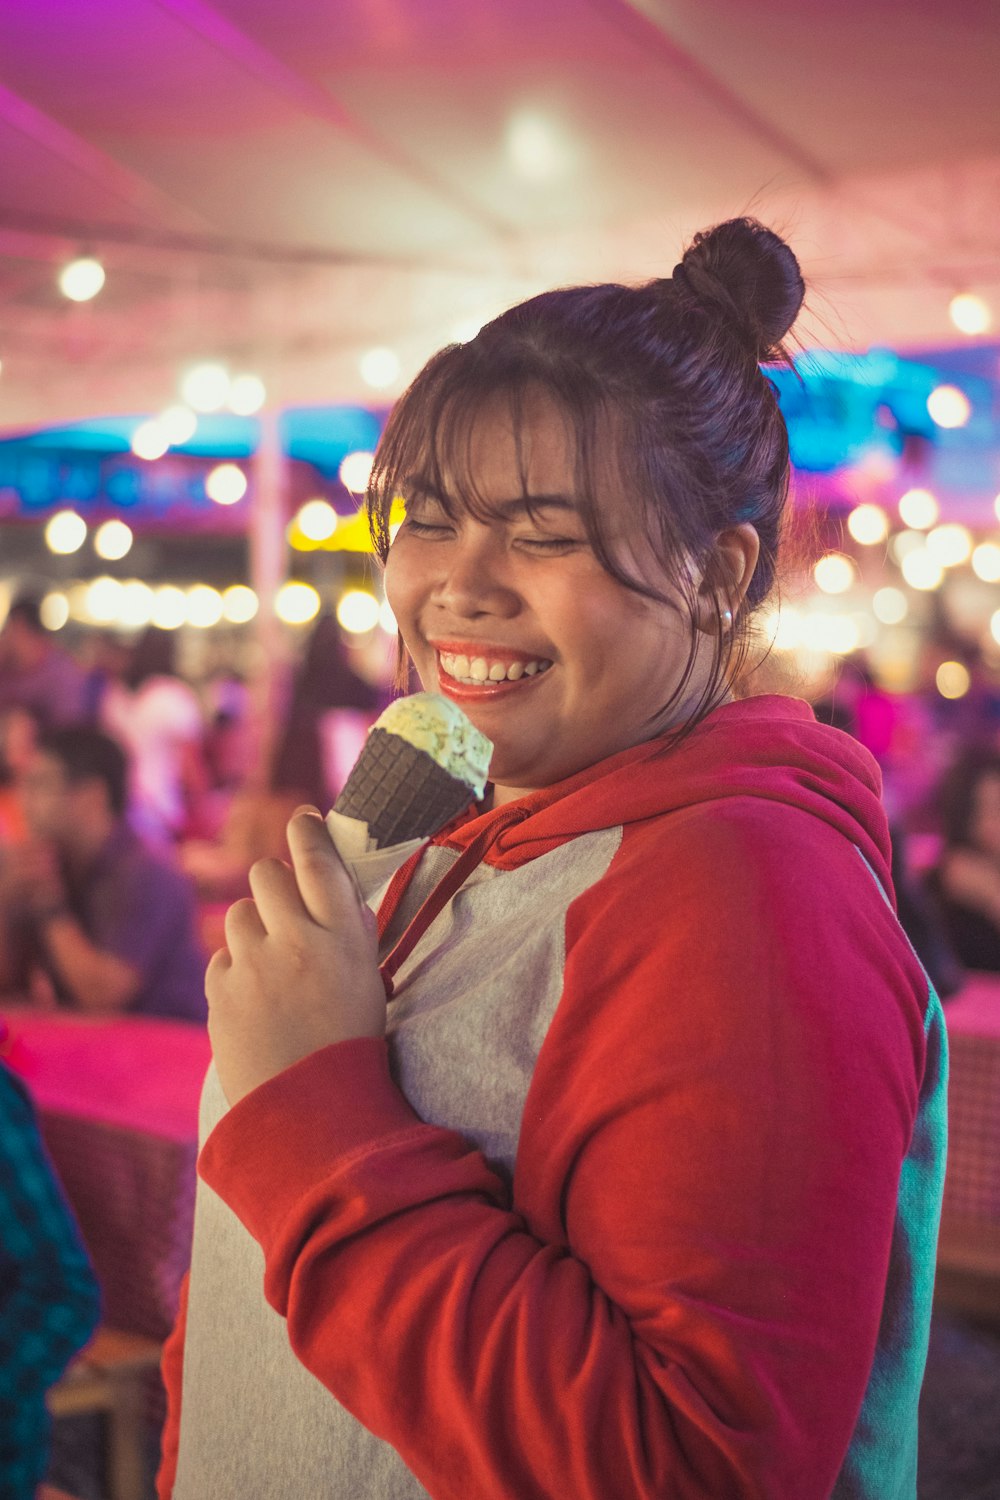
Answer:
[{"xmin": 206, "ymin": 808, "xmax": 386, "ymax": 1106}]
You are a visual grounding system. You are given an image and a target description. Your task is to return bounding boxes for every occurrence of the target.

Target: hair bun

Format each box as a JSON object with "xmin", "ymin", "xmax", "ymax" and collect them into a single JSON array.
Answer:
[{"xmin": 673, "ymin": 217, "xmax": 804, "ymax": 361}]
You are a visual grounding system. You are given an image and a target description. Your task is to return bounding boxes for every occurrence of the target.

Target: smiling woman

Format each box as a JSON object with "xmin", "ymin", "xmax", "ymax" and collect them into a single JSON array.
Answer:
[{"xmin": 167, "ymin": 220, "xmax": 947, "ymax": 1500}]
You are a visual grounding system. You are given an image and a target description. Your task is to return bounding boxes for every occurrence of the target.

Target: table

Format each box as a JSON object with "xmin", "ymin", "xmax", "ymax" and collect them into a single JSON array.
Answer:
[
  {"xmin": 938, "ymin": 974, "xmax": 1000, "ymax": 1279},
  {"xmin": 0, "ymin": 1007, "xmax": 210, "ymax": 1340}
]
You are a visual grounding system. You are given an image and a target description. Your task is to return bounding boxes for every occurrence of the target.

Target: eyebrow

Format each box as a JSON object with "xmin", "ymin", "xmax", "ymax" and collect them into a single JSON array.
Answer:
[{"xmin": 405, "ymin": 478, "xmax": 578, "ymax": 515}]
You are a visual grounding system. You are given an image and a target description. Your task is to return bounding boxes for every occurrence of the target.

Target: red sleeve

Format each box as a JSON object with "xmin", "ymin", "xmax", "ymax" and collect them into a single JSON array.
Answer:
[
  {"xmin": 156, "ymin": 1270, "xmax": 190, "ymax": 1500},
  {"xmin": 199, "ymin": 811, "xmax": 925, "ymax": 1500}
]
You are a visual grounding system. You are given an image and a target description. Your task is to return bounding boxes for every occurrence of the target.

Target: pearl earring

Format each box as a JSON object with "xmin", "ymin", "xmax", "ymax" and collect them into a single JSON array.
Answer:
[{"xmin": 722, "ymin": 608, "xmax": 733, "ymax": 628}]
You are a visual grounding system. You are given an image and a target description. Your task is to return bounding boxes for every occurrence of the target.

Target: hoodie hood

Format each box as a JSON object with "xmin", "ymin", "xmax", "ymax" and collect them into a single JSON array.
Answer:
[{"xmin": 439, "ymin": 694, "xmax": 892, "ymax": 897}]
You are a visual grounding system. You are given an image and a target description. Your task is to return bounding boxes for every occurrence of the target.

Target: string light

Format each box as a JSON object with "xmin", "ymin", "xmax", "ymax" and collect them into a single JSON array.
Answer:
[
  {"xmin": 45, "ymin": 510, "xmax": 87, "ymax": 555},
  {"xmin": 228, "ymin": 374, "xmax": 266, "ymax": 415},
  {"xmin": 295, "ymin": 500, "xmax": 339, "ymax": 542},
  {"xmin": 898, "ymin": 489, "xmax": 939, "ymax": 529},
  {"xmin": 949, "ymin": 293, "xmax": 991, "ymax": 336},
  {"xmin": 936, "ymin": 662, "xmax": 970, "ymax": 699},
  {"xmin": 205, "ymin": 464, "xmax": 248, "ymax": 506},
  {"xmin": 339, "ymin": 451, "xmax": 375, "ymax": 493},
  {"xmin": 58, "ymin": 257, "xmax": 105, "ymax": 302},
  {"xmin": 900, "ymin": 549, "xmax": 944, "ymax": 591},
  {"xmin": 152, "ymin": 586, "xmax": 187, "ymax": 630},
  {"xmin": 927, "ymin": 384, "xmax": 971, "ymax": 429},
  {"xmin": 186, "ymin": 586, "xmax": 224, "ymax": 628},
  {"xmin": 221, "ymin": 585, "xmax": 258, "ymax": 624},
  {"xmin": 846, "ymin": 504, "xmax": 889, "ymax": 545},
  {"xmin": 813, "ymin": 554, "xmax": 855, "ymax": 594},
  {"xmin": 181, "ymin": 363, "xmax": 231, "ymax": 413},
  {"xmin": 118, "ymin": 581, "xmax": 155, "ymax": 629},
  {"xmin": 336, "ymin": 589, "xmax": 380, "ymax": 634},
  {"xmin": 40, "ymin": 592, "xmax": 69, "ymax": 631},
  {"xmin": 925, "ymin": 523, "xmax": 973, "ymax": 568},
  {"xmin": 85, "ymin": 577, "xmax": 123, "ymax": 624},
  {"xmin": 971, "ymin": 542, "xmax": 1000, "ymax": 583},
  {"xmin": 359, "ymin": 348, "xmax": 400, "ymax": 389},
  {"xmin": 872, "ymin": 587, "xmax": 909, "ymax": 624},
  {"xmin": 94, "ymin": 519, "xmax": 133, "ymax": 561},
  {"xmin": 131, "ymin": 420, "xmax": 169, "ymax": 461},
  {"xmin": 158, "ymin": 406, "xmax": 198, "ymax": 445},
  {"xmin": 276, "ymin": 582, "xmax": 321, "ymax": 625}
]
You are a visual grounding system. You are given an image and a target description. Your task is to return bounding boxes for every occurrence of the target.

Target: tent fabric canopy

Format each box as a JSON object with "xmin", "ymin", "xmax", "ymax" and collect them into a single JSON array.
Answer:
[{"xmin": 1, "ymin": 0, "xmax": 999, "ymax": 431}]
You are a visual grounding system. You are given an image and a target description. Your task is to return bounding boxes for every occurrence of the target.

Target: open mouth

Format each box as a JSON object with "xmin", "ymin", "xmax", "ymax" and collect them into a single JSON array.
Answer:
[{"xmin": 433, "ymin": 646, "xmax": 554, "ymax": 698}]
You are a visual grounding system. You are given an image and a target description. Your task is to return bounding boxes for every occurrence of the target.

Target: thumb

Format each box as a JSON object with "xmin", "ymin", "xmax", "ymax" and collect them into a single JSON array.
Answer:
[{"xmin": 286, "ymin": 808, "xmax": 366, "ymax": 929}]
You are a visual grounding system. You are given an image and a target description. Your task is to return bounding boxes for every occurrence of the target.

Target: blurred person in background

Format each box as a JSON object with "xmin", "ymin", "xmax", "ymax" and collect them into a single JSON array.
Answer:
[
  {"xmin": 181, "ymin": 616, "xmax": 382, "ymax": 902},
  {"xmin": 102, "ymin": 626, "xmax": 208, "ymax": 845},
  {"xmin": 0, "ymin": 707, "xmax": 37, "ymax": 845},
  {"xmin": 270, "ymin": 613, "xmax": 382, "ymax": 809},
  {"xmin": 0, "ymin": 596, "xmax": 90, "ymax": 730},
  {"xmin": 0, "ymin": 726, "xmax": 206, "ymax": 1021},
  {"xmin": 927, "ymin": 748, "xmax": 1000, "ymax": 972},
  {"xmin": 0, "ymin": 1051, "xmax": 100, "ymax": 1497}
]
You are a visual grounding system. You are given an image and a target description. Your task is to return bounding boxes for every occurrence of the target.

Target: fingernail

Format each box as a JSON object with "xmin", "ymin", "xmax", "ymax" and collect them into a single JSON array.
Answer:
[{"xmin": 292, "ymin": 804, "xmax": 323, "ymax": 819}]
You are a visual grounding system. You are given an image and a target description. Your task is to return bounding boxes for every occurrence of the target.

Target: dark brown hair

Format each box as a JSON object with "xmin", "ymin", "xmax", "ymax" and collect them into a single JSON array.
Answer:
[{"xmin": 368, "ymin": 216, "xmax": 804, "ymax": 730}]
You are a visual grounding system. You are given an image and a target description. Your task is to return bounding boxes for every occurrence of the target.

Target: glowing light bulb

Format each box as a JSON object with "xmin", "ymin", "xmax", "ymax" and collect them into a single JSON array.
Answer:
[
  {"xmin": 118, "ymin": 581, "xmax": 154, "ymax": 630},
  {"xmin": 936, "ymin": 662, "xmax": 970, "ymax": 699},
  {"xmin": 972, "ymin": 542, "xmax": 1000, "ymax": 583},
  {"xmin": 927, "ymin": 384, "xmax": 971, "ymax": 429},
  {"xmin": 85, "ymin": 577, "xmax": 123, "ymax": 624},
  {"xmin": 94, "ymin": 519, "xmax": 133, "ymax": 561},
  {"xmin": 898, "ymin": 489, "xmax": 939, "ymax": 530},
  {"xmin": 158, "ymin": 405, "xmax": 198, "ymax": 445},
  {"xmin": 900, "ymin": 549, "xmax": 944, "ymax": 591},
  {"xmin": 228, "ymin": 374, "xmax": 266, "ymax": 415},
  {"xmin": 772, "ymin": 607, "xmax": 803, "ymax": 651},
  {"xmin": 131, "ymin": 420, "xmax": 169, "ymax": 461},
  {"xmin": 40, "ymin": 592, "xmax": 69, "ymax": 631},
  {"xmin": 181, "ymin": 363, "xmax": 231, "ymax": 413},
  {"xmin": 221, "ymin": 585, "xmax": 258, "ymax": 624},
  {"xmin": 276, "ymin": 582, "xmax": 321, "ymax": 625},
  {"xmin": 186, "ymin": 585, "xmax": 224, "ymax": 628},
  {"xmin": 926, "ymin": 523, "xmax": 973, "ymax": 568},
  {"xmin": 813, "ymin": 553, "xmax": 855, "ymax": 594},
  {"xmin": 846, "ymin": 504, "xmax": 889, "ymax": 545},
  {"xmin": 296, "ymin": 500, "xmax": 339, "ymax": 542},
  {"xmin": 949, "ymin": 293, "xmax": 991, "ymax": 336},
  {"xmin": 205, "ymin": 463, "xmax": 248, "ymax": 506},
  {"xmin": 45, "ymin": 510, "xmax": 87, "ymax": 555},
  {"xmin": 802, "ymin": 614, "xmax": 860, "ymax": 656},
  {"xmin": 336, "ymin": 589, "xmax": 380, "ymax": 634},
  {"xmin": 152, "ymin": 586, "xmax": 187, "ymax": 630},
  {"xmin": 872, "ymin": 587, "xmax": 908, "ymax": 624},
  {"xmin": 359, "ymin": 348, "xmax": 400, "ymax": 390},
  {"xmin": 58, "ymin": 256, "xmax": 106, "ymax": 302},
  {"xmin": 339, "ymin": 451, "xmax": 375, "ymax": 494}
]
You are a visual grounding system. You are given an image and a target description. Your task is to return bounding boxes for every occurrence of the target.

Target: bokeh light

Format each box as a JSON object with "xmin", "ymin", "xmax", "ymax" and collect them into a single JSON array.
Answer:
[
  {"xmin": 813, "ymin": 553, "xmax": 855, "ymax": 594},
  {"xmin": 971, "ymin": 542, "xmax": 1000, "ymax": 583},
  {"xmin": 186, "ymin": 585, "xmax": 224, "ymax": 628},
  {"xmin": 927, "ymin": 384, "xmax": 971, "ymax": 429},
  {"xmin": 40, "ymin": 592, "xmax": 69, "ymax": 631},
  {"xmin": 936, "ymin": 661, "xmax": 971, "ymax": 699},
  {"xmin": 85, "ymin": 577, "xmax": 123, "ymax": 624},
  {"xmin": 898, "ymin": 489, "xmax": 939, "ymax": 529},
  {"xmin": 925, "ymin": 523, "xmax": 973, "ymax": 568},
  {"xmin": 872, "ymin": 587, "xmax": 909, "ymax": 624},
  {"xmin": 949, "ymin": 293, "xmax": 991, "ymax": 336},
  {"xmin": 276, "ymin": 581, "xmax": 321, "ymax": 625},
  {"xmin": 131, "ymin": 420, "xmax": 169, "ymax": 461},
  {"xmin": 228, "ymin": 374, "xmax": 266, "ymax": 415},
  {"xmin": 118, "ymin": 580, "xmax": 155, "ymax": 630},
  {"xmin": 205, "ymin": 463, "xmax": 248, "ymax": 506},
  {"xmin": 846, "ymin": 504, "xmax": 889, "ymax": 545},
  {"xmin": 359, "ymin": 348, "xmax": 400, "ymax": 389},
  {"xmin": 336, "ymin": 589, "xmax": 380, "ymax": 634},
  {"xmin": 45, "ymin": 510, "xmax": 87, "ymax": 555},
  {"xmin": 296, "ymin": 499, "xmax": 339, "ymax": 542},
  {"xmin": 158, "ymin": 405, "xmax": 198, "ymax": 444},
  {"xmin": 221, "ymin": 585, "xmax": 258, "ymax": 624},
  {"xmin": 339, "ymin": 451, "xmax": 375, "ymax": 494},
  {"xmin": 181, "ymin": 363, "xmax": 231, "ymax": 413},
  {"xmin": 94, "ymin": 519, "xmax": 133, "ymax": 561},
  {"xmin": 58, "ymin": 257, "xmax": 106, "ymax": 302},
  {"xmin": 900, "ymin": 549, "xmax": 944, "ymax": 591},
  {"xmin": 152, "ymin": 586, "xmax": 187, "ymax": 630}
]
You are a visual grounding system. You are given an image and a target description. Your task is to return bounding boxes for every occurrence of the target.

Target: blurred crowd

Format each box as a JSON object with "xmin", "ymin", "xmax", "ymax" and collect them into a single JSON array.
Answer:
[
  {"xmin": 2, "ymin": 589, "xmax": 1000, "ymax": 1030},
  {"xmin": 0, "ymin": 594, "xmax": 387, "ymax": 1024}
]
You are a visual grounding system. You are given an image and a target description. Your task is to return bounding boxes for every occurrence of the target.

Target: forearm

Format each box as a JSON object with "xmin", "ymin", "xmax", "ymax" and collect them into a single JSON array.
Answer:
[{"xmin": 40, "ymin": 912, "xmax": 139, "ymax": 1011}]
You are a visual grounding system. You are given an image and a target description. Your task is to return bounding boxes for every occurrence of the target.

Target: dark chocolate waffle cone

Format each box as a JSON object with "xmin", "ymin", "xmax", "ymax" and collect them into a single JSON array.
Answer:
[{"xmin": 334, "ymin": 728, "xmax": 477, "ymax": 846}]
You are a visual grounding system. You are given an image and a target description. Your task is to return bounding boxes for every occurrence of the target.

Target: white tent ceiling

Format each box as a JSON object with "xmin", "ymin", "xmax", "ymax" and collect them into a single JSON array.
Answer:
[{"xmin": 1, "ymin": 0, "xmax": 999, "ymax": 432}]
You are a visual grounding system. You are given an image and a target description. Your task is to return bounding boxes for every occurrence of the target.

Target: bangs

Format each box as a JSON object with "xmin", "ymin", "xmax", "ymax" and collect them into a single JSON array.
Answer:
[{"xmin": 366, "ymin": 342, "xmax": 695, "ymax": 614}]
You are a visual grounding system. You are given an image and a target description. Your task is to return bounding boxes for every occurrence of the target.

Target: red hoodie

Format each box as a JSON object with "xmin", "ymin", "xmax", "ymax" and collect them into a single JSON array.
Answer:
[{"xmin": 159, "ymin": 695, "xmax": 945, "ymax": 1499}]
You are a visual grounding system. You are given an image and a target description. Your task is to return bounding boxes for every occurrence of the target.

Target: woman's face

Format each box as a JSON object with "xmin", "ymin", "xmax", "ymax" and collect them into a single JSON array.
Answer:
[{"xmin": 384, "ymin": 395, "xmax": 727, "ymax": 803}]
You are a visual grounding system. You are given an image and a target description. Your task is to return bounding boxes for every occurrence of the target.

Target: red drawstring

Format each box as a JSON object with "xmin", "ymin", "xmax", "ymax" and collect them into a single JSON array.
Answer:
[{"xmin": 378, "ymin": 805, "xmax": 528, "ymax": 999}]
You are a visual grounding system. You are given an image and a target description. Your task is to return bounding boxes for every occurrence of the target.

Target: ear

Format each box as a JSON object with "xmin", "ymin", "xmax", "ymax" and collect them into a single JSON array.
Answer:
[{"xmin": 693, "ymin": 524, "xmax": 761, "ymax": 635}]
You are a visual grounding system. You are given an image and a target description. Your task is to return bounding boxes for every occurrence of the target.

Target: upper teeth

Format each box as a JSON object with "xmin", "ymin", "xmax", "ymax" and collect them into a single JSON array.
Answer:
[{"xmin": 439, "ymin": 652, "xmax": 552, "ymax": 684}]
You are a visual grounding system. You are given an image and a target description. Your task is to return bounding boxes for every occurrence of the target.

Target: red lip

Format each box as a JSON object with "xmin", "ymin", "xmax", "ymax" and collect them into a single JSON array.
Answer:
[
  {"xmin": 436, "ymin": 664, "xmax": 550, "ymax": 702},
  {"xmin": 430, "ymin": 639, "xmax": 552, "ymax": 665}
]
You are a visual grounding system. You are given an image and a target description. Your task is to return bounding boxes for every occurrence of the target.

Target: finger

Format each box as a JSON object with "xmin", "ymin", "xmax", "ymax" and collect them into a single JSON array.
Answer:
[
  {"xmin": 224, "ymin": 895, "xmax": 267, "ymax": 951},
  {"xmin": 205, "ymin": 944, "xmax": 231, "ymax": 1003},
  {"xmin": 286, "ymin": 809, "xmax": 359, "ymax": 929},
  {"xmin": 247, "ymin": 858, "xmax": 305, "ymax": 936}
]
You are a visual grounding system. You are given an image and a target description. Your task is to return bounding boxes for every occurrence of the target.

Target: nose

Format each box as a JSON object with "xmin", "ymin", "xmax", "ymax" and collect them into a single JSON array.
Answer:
[{"xmin": 430, "ymin": 530, "xmax": 520, "ymax": 621}]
